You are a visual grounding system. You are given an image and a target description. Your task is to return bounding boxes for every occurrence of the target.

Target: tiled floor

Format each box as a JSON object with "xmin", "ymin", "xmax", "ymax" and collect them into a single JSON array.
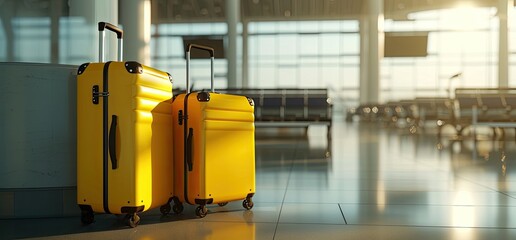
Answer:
[{"xmin": 3, "ymin": 116, "xmax": 516, "ymax": 239}]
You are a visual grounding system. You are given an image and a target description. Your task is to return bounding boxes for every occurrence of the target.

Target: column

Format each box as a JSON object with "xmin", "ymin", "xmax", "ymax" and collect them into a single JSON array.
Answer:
[
  {"xmin": 0, "ymin": 0, "xmax": 15, "ymax": 61},
  {"xmin": 226, "ymin": 0, "xmax": 240, "ymax": 88},
  {"xmin": 50, "ymin": 0, "xmax": 63, "ymax": 64},
  {"xmin": 359, "ymin": 15, "xmax": 369, "ymax": 104},
  {"xmin": 498, "ymin": 0, "xmax": 512, "ymax": 87},
  {"xmin": 69, "ymin": 0, "xmax": 118, "ymax": 62},
  {"xmin": 120, "ymin": 0, "xmax": 152, "ymax": 65},
  {"xmin": 359, "ymin": 0, "xmax": 383, "ymax": 104}
]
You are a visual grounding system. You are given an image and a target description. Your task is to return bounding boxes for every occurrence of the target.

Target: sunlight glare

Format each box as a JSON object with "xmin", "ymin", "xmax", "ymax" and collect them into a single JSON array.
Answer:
[{"xmin": 408, "ymin": 6, "xmax": 495, "ymax": 31}]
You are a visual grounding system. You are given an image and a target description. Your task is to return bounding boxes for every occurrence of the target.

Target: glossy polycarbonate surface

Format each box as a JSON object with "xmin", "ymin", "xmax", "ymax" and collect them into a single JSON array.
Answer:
[{"xmin": 76, "ymin": 62, "xmax": 173, "ymax": 214}]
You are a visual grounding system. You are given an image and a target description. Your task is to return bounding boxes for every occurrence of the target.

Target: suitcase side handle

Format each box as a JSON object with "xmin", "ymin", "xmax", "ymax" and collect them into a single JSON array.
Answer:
[
  {"xmin": 186, "ymin": 44, "xmax": 214, "ymax": 94},
  {"xmin": 186, "ymin": 128, "xmax": 194, "ymax": 171},
  {"xmin": 109, "ymin": 115, "xmax": 119, "ymax": 170},
  {"xmin": 98, "ymin": 22, "xmax": 123, "ymax": 62}
]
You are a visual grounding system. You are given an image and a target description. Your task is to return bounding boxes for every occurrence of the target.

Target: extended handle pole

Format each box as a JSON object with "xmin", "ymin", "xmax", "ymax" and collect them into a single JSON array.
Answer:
[
  {"xmin": 186, "ymin": 44, "xmax": 215, "ymax": 93},
  {"xmin": 98, "ymin": 22, "xmax": 123, "ymax": 62}
]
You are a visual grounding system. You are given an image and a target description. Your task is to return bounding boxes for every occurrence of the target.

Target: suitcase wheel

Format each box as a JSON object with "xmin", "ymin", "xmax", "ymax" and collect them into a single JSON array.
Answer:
[
  {"xmin": 125, "ymin": 213, "xmax": 140, "ymax": 228},
  {"xmin": 217, "ymin": 202, "xmax": 228, "ymax": 207},
  {"xmin": 195, "ymin": 205, "xmax": 208, "ymax": 218},
  {"xmin": 171, "ymin": 197, "xmax": 184, "ymax": 214},
  {"xmin": 160, "ymin": 203, "xmax": 171, "ymax": 215},
  {"xmin": 243, "ymin": 199, "xmax": 254, "ymax": 210},
  {"xmin": 80, "ymin": 209, "xmax": 94, "ymax": 225},
  {"xmin": 172, "ymin": 203, "xmax": 184, "ymax": 214}
]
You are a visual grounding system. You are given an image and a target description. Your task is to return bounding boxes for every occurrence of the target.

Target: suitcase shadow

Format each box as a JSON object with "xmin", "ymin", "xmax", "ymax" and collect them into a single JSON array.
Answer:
[{"xmin": 155, "ymin": 203, "xmax": 255, "ymax": 223}]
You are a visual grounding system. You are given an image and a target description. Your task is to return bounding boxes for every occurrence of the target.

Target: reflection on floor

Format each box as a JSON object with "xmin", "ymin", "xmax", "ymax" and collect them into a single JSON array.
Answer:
[{"xmin": 3, "ymin": 116, "xmax": 516, "ymax": 239}]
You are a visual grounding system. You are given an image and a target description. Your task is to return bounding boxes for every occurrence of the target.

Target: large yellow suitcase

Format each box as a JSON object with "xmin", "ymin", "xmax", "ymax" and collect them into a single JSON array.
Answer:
[
  {"xmin": 76, "ymin": 22, "xmax": 174, "ymax": 227},
  {"xmin": 171, "ymin": 44, "xmax": 255, "ymax": 218}
]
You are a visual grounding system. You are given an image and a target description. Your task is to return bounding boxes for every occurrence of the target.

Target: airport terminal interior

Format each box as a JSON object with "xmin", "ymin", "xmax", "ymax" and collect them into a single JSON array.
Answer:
[{"xmin": 3, "ymin": 0, "xmax": 516, "ymax": 239}]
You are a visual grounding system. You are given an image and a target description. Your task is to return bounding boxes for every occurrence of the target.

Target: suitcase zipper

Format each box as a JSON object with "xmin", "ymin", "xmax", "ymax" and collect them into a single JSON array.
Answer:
[{"xmin": 102, "ymin": 62, "xmax": 112, "ymax": 214}]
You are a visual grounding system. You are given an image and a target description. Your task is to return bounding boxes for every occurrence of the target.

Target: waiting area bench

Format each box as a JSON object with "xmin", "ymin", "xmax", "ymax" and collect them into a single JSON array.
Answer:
[
  {"xmin": 218, "ymin": 88, "xmax": 333, "ymax": 139},
  {"xmin": 348, "ymin": 88, "xmax": 516, "ymax": 140},
  {"xmin": 347, "ymin": 100, "xmax": 420, "ymax": 128},
  {"xmin": 412, "ymin": 97, "xmax": 455, "ymax": 135},
  {"xmin": 454, "ymin": 88, "xmax": 516, "ymax": 138}
]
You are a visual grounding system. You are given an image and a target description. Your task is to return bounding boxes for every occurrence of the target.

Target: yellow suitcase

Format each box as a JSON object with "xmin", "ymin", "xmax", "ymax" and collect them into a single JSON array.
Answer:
[
  {"xmin": 171, "ymin": 44, "xmax": 255, "ymax": 218},
  {"xmin": 76, "ymin": 22, "xmax": 174, "ymax": 227}
]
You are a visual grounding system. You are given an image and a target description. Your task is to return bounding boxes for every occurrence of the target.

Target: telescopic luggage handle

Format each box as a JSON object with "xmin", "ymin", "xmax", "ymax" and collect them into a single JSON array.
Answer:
[
  {"xmin": 98, "ymin": 22, "xmax": 123, "ymax": 62},
  {"xmin": 186, "ymin": 44, "xmax": 214, "ymax": 94}
]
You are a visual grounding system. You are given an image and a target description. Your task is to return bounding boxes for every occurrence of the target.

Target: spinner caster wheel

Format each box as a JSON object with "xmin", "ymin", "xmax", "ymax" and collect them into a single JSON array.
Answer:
[
  {"xmin": 172, "ymin": 203, "xmax": 184, "ymax": 214},
  {"xmin": 195, "ymin": 205, "xmax": 208, "ymax": 218},
  {"xmin": 160, "ymin": 203, "xmax": 171, "ymax": 215},
  {"xmin": 217, "ymin": 202, "xmax": 228, "ymax": 207},
  {"xmin": 125, "ymin": 213, "xmax": 140, "ymax": 228},
  {"xmin": 80, "ymin": 209, "xmax": 94, "ymax": 225},
  {"xmin": 243, "ymin": 199, "xmax": 254, "ymax": 210}
]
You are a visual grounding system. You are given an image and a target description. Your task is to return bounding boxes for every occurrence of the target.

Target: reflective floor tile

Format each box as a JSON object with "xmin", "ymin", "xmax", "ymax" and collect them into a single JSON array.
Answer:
[
  {"xmin": 278, "ymin": 203, "xmax": 345, "ymax": 224},
  {"xmin": 285, "ymin": 178, "xmax": 492, "ymax": 191},
  {"xmin": 256, "ymin": 173, "xmax": 290, "ymax": 190},
  {"xmin": 274, "ymin": 223, "xmax": 516, "ymax": 240},
  {"xmin": 28, "ymin": 221, "xmax": 277, "ymax": 240},
  {"xmin": 284, "ymin": 189, "xmax": 516, "ymax": 206},
  {"xmin": 284, "ymin": 189, "xmax": 350, "ymax": 204},
  {"xmin": 169, "ymin": 202, "xmax": 282, "ymax": 224},
  {"xmin": 253, "ymin": 189, "xmax": 286, "ymax": 203},
  {"xmin": 469, "ymin": 181, "xmax": 516, "ymax": 192},
  {"xmin": 340, "ymin": 203, "xmax": 516, "ymax": 228},
  {"xmin": 6, "ymin": 118, "xmax": 516, "ymax": 240}
]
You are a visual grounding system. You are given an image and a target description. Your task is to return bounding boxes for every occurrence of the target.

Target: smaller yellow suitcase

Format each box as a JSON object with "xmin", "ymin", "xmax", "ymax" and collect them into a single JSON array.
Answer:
[{"xmin": 171, "ymin": 44, "xmax": 255, "ymax": 217}]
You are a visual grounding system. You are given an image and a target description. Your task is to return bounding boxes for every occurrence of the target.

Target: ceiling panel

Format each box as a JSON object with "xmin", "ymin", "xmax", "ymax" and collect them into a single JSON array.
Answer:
[{"xmin": 152, "ymin": 0, "xmax": 498, "ymax": 23}]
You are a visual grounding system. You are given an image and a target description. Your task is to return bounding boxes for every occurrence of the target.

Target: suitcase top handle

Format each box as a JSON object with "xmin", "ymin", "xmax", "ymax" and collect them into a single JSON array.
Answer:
[
  {"xmin": 186, "ymin": 44, "xmax": 214, "ymax": 94},
  {"xmin": 98, "ymin": 22, "xmax": 123, "ymax": 62}
]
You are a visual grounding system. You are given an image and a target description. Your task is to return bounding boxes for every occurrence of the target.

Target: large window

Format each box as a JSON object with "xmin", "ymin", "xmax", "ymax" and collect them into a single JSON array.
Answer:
[
  {"xmin": 0, "ymin": 2, "xmax": 512, "ymax": 105},
  {"xmin": 151, "ymin": 20, "xmax": 361, "ymax": 100},
  {"xmin": 248, "ymin": 20, "xmax": 360, "ymax": 103},
  {"xmin": 382, "ymin": 7, "xmax": 499, "ymax": 101},
  {"xmin": 0, "ymin": 17, "xmax": 96, "ymax": 65},
  {"xmin": 151, "ymin": 23, "xmax": 228, "ymax": 90}
]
